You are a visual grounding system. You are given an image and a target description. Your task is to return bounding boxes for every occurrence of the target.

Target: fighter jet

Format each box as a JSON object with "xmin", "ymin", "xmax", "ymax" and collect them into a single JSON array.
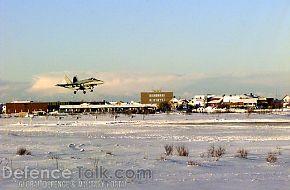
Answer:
[{"xmin": 56, "ymin": 75, "xmax": 104, "ymax": 94}]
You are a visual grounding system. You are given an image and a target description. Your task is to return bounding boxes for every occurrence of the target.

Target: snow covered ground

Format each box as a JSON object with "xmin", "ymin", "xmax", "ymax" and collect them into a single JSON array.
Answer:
[{"xmin": 0, "ymin": 113, "xmax": 290, "ymax": 189}]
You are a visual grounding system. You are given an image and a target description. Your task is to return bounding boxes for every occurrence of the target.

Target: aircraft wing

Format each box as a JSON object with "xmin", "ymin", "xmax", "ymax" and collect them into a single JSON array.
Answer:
[
  {"xmin": 56, "ymin": 84, "xmax": 72, "ymax": 87},
  {"xmin": 83, "ymin": 80, "xmax": 104, "ymax": 87},
  {"xmin": 56, "ymin": 83, "xmax": 78, "ymax": 89},
  {"xmin": 56, "ymin": 76, "xmax": 104, "ymax": 93}
]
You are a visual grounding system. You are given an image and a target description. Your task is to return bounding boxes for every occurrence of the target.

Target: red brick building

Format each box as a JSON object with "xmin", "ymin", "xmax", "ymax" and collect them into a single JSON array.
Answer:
[{"xmin": 6, "ymin": 101, "xmax": 48, "ymax": 114}]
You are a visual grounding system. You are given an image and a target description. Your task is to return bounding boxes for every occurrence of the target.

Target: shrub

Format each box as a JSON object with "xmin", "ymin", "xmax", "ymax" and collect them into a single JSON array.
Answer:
[
  {"xmin": 17, "ymin": 147, "xmax": 31, "ymax": 156},
  {"xmin": 266, "ymin": 152, "xmax": 277, "ymax": 163},
  {"xmin": 236, "ymin": 148, "xmax": 248, "ymax": 159},
  {"xmin": 48, "ymin": 153, "xmax": 59, "ymax": 160},
  {"xmin": 216, "ymin": 146, "xmax": 226, "ymax": 157},
  {"xmin": 207, "ymin": 144, "xmax": 225, "ymax": 159},
  {"xmin": 158, "ymin": 101, "xmax": 171, "ymax": 112},
  {"xmin": 176, "ymin": 145, "xmax": 189, "ymax": 157},
  {"xmin": 187, "ymin": 160, "xmax": 200, "ymax": 166},
  {"xmin": 164, "ymin": 144, "xmax": 174, "ymax": 156}
]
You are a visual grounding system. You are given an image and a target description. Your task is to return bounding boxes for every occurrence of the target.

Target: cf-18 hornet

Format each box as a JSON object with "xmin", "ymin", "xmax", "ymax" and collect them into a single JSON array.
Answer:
[{"xmin": 56, "ymin": 75, "xmax": 104, "ymax": 94}]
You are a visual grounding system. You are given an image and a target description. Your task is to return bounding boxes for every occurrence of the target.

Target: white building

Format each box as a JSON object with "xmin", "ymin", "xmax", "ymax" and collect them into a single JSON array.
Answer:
[
  {"xmin": 59, "ymin": 102, "xmax": 157, "ymax": 114},
  {"xmin": 2, "ymin": 105, "xmax": 6, "ymax": 114},
  {"xmin": 207, "ymin": 97, "xmax": 223, "ymax": 108},
  {"xmin": 283, "ymin": 95, "xmax": 290, "ymax": 108},
  {"xmin": 242, "ymin": 98, "xmax": 258, "ymax": 108},
  {"xmin": 188, "ymin": 95, "xmax": 207, "ymax": 107},
  {"xmin": 170, "ymin": 98, "xmax": 179, "ymax": 110},
  {"xmin": 223, "ymin": 95, "xmax": 257, "ymax": 108},
  {"xmin": 223, "ymin": 95, "xmax": 242, "ymax": 104}
]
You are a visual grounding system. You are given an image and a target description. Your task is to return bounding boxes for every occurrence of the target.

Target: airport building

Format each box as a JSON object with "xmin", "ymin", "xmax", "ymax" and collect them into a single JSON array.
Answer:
[
  {"xmin": 4, "ymin": 101, "xmax": 156, "ymax": 115},
  {"xmin": 141, "ymin": 91, "xmax": 173, "ymax": 104},
  {"xmin": 5, "ymin": 101, "xmax": 48, "ymax": 114},
  {"xmin": 59, "ymin": 102, "xmax": 156, "ymax": 114},
  {"xmin": 47, "ymin": 101, "xmax": 108, "ymax": 112}
]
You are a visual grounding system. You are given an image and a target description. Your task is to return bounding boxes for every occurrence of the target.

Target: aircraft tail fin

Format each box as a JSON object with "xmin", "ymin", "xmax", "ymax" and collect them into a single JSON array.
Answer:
[{"xmin": 64, "ymin": 74, "xmax": 72, "ymax": 84}]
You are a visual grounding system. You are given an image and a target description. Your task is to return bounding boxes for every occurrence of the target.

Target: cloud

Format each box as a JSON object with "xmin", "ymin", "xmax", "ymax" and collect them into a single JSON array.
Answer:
[
  {"xmin": 28, "ymin": 73, "xmax": 69, "ymax": 95},
  {"xmin": 96, "ymin": 72, "xmax": 205, "ymax": 96},
  {"xmin": 182, "ymin": 71, "xmax": 290, "ymax": 98},
  {"xmin": 0, "ymin": 79, "xmax": 30, "ymax": 102},
  {"xmin": 1, "ymin": 70, "xmax": 289, "ymax": 102},
  {"xmin": 0, "ymin": 79, "xmax": 10, "ymax": 100},
  {"xmin": 0, "ymin": 79, "xmax": 9, "ymax": 91},
  {"xmin": 27, "ymin": 71, "xmax": 206, "ymax": 97},
  {"xmin": 27, "ymin": 71, "xmax": 290, "ymax": 99}
]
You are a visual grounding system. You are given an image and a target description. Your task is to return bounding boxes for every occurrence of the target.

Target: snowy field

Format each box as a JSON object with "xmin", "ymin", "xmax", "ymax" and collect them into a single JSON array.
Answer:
[{"xmin": 0, "ymin": 113, "xmax": 290, "ymax": 190}]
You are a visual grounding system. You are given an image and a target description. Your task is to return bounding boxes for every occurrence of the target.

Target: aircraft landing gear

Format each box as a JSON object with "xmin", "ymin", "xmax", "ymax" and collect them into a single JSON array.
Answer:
[
  {"xmin": 83, "ymin": 91, "xmax": 86, "ymax": 94},
  {"xmin": 74, "ymin": 91, "xmax": 77, "ymax": 94}
]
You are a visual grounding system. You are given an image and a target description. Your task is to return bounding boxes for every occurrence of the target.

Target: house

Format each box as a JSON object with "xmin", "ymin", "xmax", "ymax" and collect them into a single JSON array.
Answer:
[
  {"xmin": 177, "ymin": 99, "xmax": 189, "ymax": 110},
  {"xmin": 188, "ymin": 95, "xmax": 207, "ymax": 108},
  {"xmin": 207, "ymin": 97, "xmax": 223, "ymax": 108},
  {"xmin": 241, "ymin": 98, "xmax": 257, "ymax": 108},
  {"xmin": 0, "ymin": 103, "xmax": 3, "ymax": 113},
  {"xmin": 270, "ymin": 99, "xmax": 283, "ymax": 109},
  {"xmin": 170, "ymin": 97, "xmax": 179, "ymax": 110},
  {"xmin": 170, "ymin": 98, "xmax": 189, "ymax": 111},
  {"xmin": 223, "ymin": 94, "xmax": 259, "ymax": 109},
  {"xmin": 2, "ymin": 104, "xmax": 6, "ymax": 114},
  {"xmin": 223, "ymin": 95, "xmax": 243, "ymax": 108},
  {"xmin": 283, "ymin": 95, "xmax": 290, "ymax": 108},
  {"xmin": 257, "ymin": 97, "xmax": 274, "ymax": 109}
]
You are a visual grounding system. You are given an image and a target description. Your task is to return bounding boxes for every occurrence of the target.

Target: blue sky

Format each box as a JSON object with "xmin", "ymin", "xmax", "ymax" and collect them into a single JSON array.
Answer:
[{"xmin": 0, "ymin": 0, "xmax": 289, "ymax": 101}]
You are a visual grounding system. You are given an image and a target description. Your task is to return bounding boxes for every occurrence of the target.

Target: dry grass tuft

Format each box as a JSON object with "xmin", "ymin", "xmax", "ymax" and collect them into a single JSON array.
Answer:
[
  {"xmin": 266, "ymin": 152, "xmax": 277, "ymax": 163},
  {"xmin": 17, "ymin": 147, "xmax": 31, "ymax": 156},
  {"xmin": 164, "ymin": 144, "xmax": 174, "ymax": 156},
  {"xmin": 176, "ymin": 145, "xmax": 189, "ymax": 157},
  {"xmin": 207, "ymin": 144, "xmax": 225, "ymax": 159},
  {"xmin": 236, "ymin": 148, "xmax": 248, "ymax": 159},
  {"xmin": 187, "ymin": 160, "xmax": 200, "ymax": 166}
]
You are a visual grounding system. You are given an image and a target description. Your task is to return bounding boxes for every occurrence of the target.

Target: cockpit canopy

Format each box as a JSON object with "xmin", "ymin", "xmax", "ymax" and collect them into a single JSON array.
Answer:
[{"xmin": 73, "ymin": 76, "xmax": 78, "ymax": 83}]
